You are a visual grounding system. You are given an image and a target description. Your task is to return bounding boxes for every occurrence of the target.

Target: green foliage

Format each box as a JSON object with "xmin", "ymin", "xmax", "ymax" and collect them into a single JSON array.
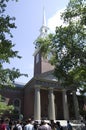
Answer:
[
  {"xmin": 0, "ymin": 0, "xmax": 28, "ymax": 87},
  {"xmin": 0, "ymin": 95, "xmax": 14, "ymax": 115},
  {"xmin": 35, "ymin": 0, "xmax": 86, "ymax": 92},
  {"xmin": 36, "ymin": 34, "xmax": 54, "ymax": 58},
  {"xmin": 52, "ymin": 22, "xmax": 86, "ymax": 89},
  {"xmin": 62, "ymin": 0, "xmax": 86, "ymax": 25},
  {"xmin": 52, "ymin": 0, "xmax": 86, "ymax": 90}
]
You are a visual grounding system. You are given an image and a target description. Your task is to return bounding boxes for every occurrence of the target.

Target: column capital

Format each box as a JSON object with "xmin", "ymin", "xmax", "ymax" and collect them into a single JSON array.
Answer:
[
  {"xmin": 48, "ymin": 87, "xmax": 54, "ymax": 92},
  {"xmin": 49, "ymin": 87, "xmax": 53, "ymax": 89},
  {"xmin": 34, "ymin": 85, "xmax": 40, "ymax": 89},
  {"xmin": 72, "ymin": 90, "xmax": 76, "ymax": 93},
  {"xmin": 62, "ymin": 88, "xmax": 67, "ymax": 92}
]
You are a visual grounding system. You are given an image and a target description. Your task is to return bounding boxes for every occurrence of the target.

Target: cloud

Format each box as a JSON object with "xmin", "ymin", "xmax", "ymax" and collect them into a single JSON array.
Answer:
[{"xmin": 48, "ymin": 8, "xmax": 66, "ymax": 33}]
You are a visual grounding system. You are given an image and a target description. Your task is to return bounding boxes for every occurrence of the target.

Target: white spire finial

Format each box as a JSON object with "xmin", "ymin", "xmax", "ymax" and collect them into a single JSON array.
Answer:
[
  {"xmin": 37, "ymin": 0, "xmax": 49, "ymax": 38},
  {"xmin": 43, "ymin": 7, "xmax": 46, "ymax": 26}
]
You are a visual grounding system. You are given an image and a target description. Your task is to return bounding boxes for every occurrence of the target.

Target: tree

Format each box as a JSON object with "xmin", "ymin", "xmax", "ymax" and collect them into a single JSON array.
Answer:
[
  {"xmin": 0, "ymin": 0, "xmax": 27, "ymax": 87},
  {"xmin": 35, "ymin": 0, "xmax": 86, "ymax": 93},
  {"xmin": 0, "ymin": 95, "xmax": 14, "ymax": 115}
]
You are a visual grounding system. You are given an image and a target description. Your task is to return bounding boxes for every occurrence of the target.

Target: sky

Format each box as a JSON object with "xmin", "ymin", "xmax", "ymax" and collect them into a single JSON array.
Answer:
[{"xmin": 5, "ymin": 0, "xmax": 69, "ymax": 84}]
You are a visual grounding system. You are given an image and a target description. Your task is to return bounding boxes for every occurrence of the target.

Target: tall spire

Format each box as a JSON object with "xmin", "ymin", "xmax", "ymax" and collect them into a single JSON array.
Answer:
[
  {"xmin": 33, "ymin": 3, "xmax": 49, "ymax": 55},
  {"xmin": 43, "ymin": 7, "xmax": 46, "ymax": 27},
  {"xmin": 39, "ymin": 6, "xmax": 49, "ymax": 38}
]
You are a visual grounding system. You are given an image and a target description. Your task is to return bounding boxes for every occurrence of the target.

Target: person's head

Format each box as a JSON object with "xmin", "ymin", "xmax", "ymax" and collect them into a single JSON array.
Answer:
[
  {"xmin": 41, "ymin": 120, "xmax": 45, "ymax": 125},
  {"xmin": 50, "ymin": 120, "xmax": 54, "ymax": 124},
  {"xmin": 67, "ymin": 120, "xmax": 69, "ymax": 124},
  {"xmin": 56, "ymin": 121, "xmax": 60, "ymax": 127},
  {"xmin": 27, "ymin": 118, "xmax": 32, "ymax": 124},
  {"xmin": 14, "ymin": 121, "xmax": 17, "ymax": 125},
  {"xmin": 17, "ymin": 120, "xmax": 22, "ymax": 124},
  {"xmin": 5, "ymin": 118, "xmax": 10, "ymax": 124}
]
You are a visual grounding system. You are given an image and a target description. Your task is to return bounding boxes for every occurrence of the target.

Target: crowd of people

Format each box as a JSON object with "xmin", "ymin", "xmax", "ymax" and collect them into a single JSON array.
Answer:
[{"xmin": 0, "ymin": 117, "xmax": 86, "ymax": 130}]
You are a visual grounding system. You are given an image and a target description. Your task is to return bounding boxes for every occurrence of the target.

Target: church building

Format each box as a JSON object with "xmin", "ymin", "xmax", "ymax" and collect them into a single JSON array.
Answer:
[{"xmin": 0, "ymin": 9, "xmax": 85, "ymax": 121}]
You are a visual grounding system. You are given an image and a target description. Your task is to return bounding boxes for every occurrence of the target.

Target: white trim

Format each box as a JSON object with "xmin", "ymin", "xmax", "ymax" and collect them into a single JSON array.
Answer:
[{"xmin": 33, "ymin": 48, "xmax": 40, "ymax": 56}]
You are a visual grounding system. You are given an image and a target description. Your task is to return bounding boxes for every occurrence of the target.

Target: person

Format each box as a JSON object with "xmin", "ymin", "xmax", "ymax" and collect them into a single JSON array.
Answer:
[
  {"xmin": 56, "ymin": 121, "xmax": 63, "ymax": 130},
  {"xmin": 67, "ymin": 120, "xmax": 72, "ymax": 130},
  {"xmin": 12, "ymin": 120, "xmax": 22, "ymax": 130},
  {"xmin": 50, "ymin": 120, "xmax": 56, "ymax": 130},
  {"xmin": 38, "ymin": 120, "xmax": 52, "ymax": 130},
  {"xmin": 5, "ymin": 118, "xmax": 10, "ymax": 130},
  {"xmin": 33, "ymin": 121, "xmax": 39, "ymax": 130},
  {"xmin": 16, "ymin": 120, "xmax": 23, "ymax": 130},
  {"xmin": 24, "ymin": 118, "xmax": 34, "ymax": 130},
  {"xmin": 0, "ymin": 118, "xmax": 7, "ymax": 130},
  {"xmin": 81, "ymin": 123, "xmax": 86, "ymax": 130}
]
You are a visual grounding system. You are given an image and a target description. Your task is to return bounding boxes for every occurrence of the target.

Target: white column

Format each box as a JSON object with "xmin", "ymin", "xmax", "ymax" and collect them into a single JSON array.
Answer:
[
  {"xmin": 73, "ymin": 91, "xmax": 80, "ymax": 119},
  {"xmin": 62, "ymin": 89, "xmax": 69, "ymax": 120},
  {"xmin": 34, "ymin": 86, "xmax": 41, "ymax": 120},
  {"xmin": 48, "ymin": 88, "xmax": 55, "ymax": 120}
]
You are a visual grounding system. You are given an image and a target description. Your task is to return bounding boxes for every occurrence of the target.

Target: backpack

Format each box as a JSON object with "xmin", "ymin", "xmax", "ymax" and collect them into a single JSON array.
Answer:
[{"xmin": 13, "ymin": 125, "xmax": 18, "ymax": 130}]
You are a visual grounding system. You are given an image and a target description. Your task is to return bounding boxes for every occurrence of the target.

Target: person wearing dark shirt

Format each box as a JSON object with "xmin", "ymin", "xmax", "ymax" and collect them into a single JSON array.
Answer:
[{"xmin": 67, "ymin": 120, "xmax": 72, "ymax": 130}]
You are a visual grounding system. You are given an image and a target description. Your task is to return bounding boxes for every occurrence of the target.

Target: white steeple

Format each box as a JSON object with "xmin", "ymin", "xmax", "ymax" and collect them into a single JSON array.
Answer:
[
  {"xmin": 39, "ymin": 7, "xmax": 49, "ymax": 38},
  {"xmin": 33, "ymin": 6, "xmax": 49, "ymax": 56}
]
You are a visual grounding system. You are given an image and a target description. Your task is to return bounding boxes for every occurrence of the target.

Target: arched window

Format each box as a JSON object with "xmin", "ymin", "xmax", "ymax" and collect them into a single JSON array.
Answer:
[{"xmin": 13, "ymin": 98, "xmax": 21, "ymax": 108}]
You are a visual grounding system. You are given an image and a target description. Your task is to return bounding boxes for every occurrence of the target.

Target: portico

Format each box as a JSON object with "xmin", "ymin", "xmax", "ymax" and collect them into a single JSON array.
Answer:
[{"xmin": 30, "ymin": 78, "xmax": 80, "ymax": 121}]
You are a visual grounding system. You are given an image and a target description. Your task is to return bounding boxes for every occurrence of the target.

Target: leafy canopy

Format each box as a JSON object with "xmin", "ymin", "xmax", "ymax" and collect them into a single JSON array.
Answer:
[
  {"xmin": 0, "ymin": 0, "xmax": 27, "ymax": 87},
  {"xmin": 35, "ymin": 0, "xmax": 86, "ymax": 93}
]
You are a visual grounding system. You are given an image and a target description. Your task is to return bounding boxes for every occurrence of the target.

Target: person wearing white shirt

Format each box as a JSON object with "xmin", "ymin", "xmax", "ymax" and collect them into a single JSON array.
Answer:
[
  {"xmin": 16, "ymin": 120, "xmax": 22, "ymax": 130},
  {"xmin": 24, "ymin": 118, "xmax": 34, "ymax": 130}
]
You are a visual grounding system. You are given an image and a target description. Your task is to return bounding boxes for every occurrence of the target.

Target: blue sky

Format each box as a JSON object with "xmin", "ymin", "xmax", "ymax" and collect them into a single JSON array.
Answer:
[{"xmin": 5, "ymin": 0, "xmax": 69, "ymax": 84}]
